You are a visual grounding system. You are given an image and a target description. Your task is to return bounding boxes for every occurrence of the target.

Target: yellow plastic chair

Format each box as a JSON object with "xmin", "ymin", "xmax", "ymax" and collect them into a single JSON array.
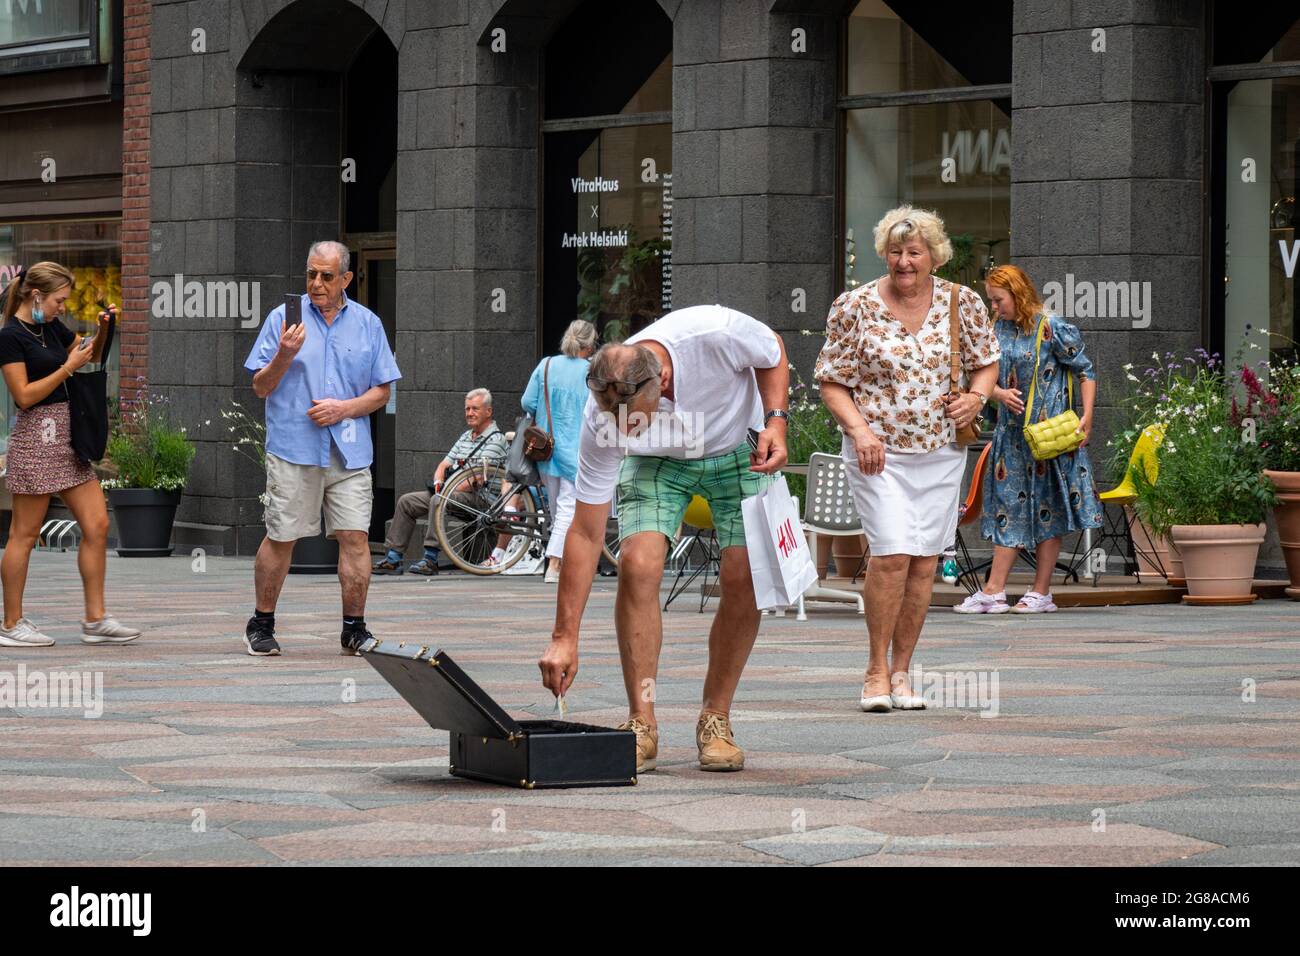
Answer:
[
  {"xmin": 664, "ymin": 496, "xmax": 719, "ymax": 612},
  {"xmin": 683, "ymin": 495, "xmax": 713, "ymax": 530},
  {"xmin": 1093, "ymin": 423, "xmax": 1165, "ymax": 583},
  {"xmin": 1099, "ymin": 424, "xmax": 1165, "ymax": 505}
]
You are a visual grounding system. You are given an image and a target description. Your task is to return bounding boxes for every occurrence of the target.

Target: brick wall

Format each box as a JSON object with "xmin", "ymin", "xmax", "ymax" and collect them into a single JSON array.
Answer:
[{"xmin": 121, "ymin": 0, "xmax": 151, "ymax": 408}]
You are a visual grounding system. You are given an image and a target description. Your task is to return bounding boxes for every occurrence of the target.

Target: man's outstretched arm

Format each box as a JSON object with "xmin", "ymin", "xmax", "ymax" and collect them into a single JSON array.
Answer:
[{"xmin": 539, "ymin": 498, "xmax": 610, "ymax": 697}]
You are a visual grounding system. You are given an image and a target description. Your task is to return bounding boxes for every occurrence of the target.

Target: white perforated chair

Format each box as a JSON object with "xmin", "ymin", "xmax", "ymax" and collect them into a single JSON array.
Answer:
[{"xmin": 789, "ymin": 452, "xmax": 864, "ymax": 620}]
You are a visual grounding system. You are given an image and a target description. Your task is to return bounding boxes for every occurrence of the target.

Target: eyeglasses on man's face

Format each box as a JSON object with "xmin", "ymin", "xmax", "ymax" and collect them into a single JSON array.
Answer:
[
  {"xmin": 586, "ymin": 375, "xmax": 655, "ymax": 398},
  {"xmin": 306, "ymin": 269, "xmax": 340, "ymax": 283}
]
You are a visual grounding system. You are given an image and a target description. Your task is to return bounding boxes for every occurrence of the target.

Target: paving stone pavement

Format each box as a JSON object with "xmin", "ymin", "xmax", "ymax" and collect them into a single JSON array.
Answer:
[{"xmin": 1, "ymin": 551, "xmax": 1298, "ymax": 866}]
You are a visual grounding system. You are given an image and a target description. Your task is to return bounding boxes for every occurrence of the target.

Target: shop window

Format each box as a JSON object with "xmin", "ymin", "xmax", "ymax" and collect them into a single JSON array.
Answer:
[
  {"xmin": 844, "ymin": 101, "xmax": 1009, "ymax": 292},
  {"xmin": 540, "ymin": 0, "xmax": 672, "ymax": 350},
  {"xmin": 842, "ymin": 1, "xmax": 1011, "ymax": 294},
  {"xmin": 0, "ymin": 0, "xmax": 105, "ymax": 75},
  {"xmin": 1212, "ymin": 8, "xmax": 1300, "ymax": 366},
  {"xmin": 0, "ymin": 218, "xmax": 121, "ymax": 449},
  {"xmin": 845, "ymin": 0, "xmax": 1011, "ymax": 96},
  {"xmin": 1221, "ymin": 76, "xmax": 1300, "ymax": 366}
]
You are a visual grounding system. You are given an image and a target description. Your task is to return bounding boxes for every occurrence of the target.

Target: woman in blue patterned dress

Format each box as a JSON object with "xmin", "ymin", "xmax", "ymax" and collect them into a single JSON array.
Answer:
[{"xmin": 954, "ymin": 265, "xmax": 1103, "ymax": 614}]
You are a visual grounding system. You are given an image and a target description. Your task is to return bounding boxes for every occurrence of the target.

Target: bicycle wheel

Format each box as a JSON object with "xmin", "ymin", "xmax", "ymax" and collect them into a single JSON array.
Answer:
[
  {"xmin": 433, "ymin": 463, "xmax": 541, "ymax": 575},
  {"xmin": 601, "ymin": 512, "xmax": 620, "ymax": 567}
]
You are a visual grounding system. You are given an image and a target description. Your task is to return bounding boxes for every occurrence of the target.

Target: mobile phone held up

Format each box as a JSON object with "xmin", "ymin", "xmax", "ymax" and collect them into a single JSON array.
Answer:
[
  {"xmin": 283, "ymin": 293, "xmax": 302, "ymax": 329},
  {"xmin": 79, "ymin": 300, "xmax": 111, "ymax": 350}
]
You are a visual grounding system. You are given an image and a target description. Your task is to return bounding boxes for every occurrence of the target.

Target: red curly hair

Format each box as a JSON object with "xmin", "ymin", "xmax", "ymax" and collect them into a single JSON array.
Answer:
[{"xmin": 985, "ymin": 264, "xmax": 1044, "ymax": 334}]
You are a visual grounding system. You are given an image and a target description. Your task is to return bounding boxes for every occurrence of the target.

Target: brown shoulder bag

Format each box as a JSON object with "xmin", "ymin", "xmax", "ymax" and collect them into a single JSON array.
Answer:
[
  {"xmin": 523, "ymin": 358, "xmax": 555, "ymax": 461},
  {"xmin": 948, "ymin": 283, "xmax": 984, "ymax": 446}
]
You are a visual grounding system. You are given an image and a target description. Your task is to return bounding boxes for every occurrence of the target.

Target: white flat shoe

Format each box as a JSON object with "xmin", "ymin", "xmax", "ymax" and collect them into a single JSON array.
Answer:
[
  {"xmin": 860, "ymin": 694, "xmax": 892, "ymax": 712},
  {"xmin": 890, "ymin": 694, "xmax": 926, "ymax": 710}
]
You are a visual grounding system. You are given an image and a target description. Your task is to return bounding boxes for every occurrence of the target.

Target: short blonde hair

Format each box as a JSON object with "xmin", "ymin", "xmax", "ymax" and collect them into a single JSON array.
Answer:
[{"xmin": 873, "ymin": 205, "xmax": 952, "ymax": 269}]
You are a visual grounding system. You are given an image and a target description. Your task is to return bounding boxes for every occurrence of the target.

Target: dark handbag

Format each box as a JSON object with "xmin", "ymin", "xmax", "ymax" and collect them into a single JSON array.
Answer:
[
  {"xmin": 67, "ymin": 311, "xmax": 117, "ymax": 465},
  {"xmin": 523, "ymin": 358, "xmax": 555, "ymax": 461},
  {"xmin": 507, "ymin": 417, "xmax": 542, "ymax": 486},
  {"xmin": 947, "ymin": 284, "xmax": 983, "ymax": 446}
]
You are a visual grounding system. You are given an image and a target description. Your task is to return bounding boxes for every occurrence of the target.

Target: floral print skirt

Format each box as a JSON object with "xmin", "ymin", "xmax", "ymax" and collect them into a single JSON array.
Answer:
[
  {"xmin": 5, "ymin": 401, "xmax": 96, "ymax": 496},
  {"xmin": 980, "ymin": 420, "xmax": 1103, "ymax": 549}
]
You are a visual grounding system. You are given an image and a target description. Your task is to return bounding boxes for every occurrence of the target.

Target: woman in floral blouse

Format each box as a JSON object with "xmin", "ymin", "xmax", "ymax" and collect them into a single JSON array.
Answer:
[
  {"xmin": 816, "ymin": 205, "xmax": 1000, "ymax": 713},
  {"xmin": 953, "ymin": 264, "xmax": 1102, "ymax": 614}
]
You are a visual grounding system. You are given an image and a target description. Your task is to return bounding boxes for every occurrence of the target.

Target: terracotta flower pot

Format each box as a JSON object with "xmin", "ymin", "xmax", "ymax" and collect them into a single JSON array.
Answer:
[
  {"xmin": 1125, "ymin": 507, "xmax": 1171, "ymax": 581},
  {"xmin": 1165, "ymin": 535, "xmax": 1185, "ymax": 587},
  {"xmin": 1169, "ymin": 523, "xmax": 1266, "ymax": 604},
  {"xmin": 832, "ymin": 532, "xmax": 868, "ymax": 578},
  {"xmin": 815, "ymin": 534, "xmax": 833, "ymax": 580},
  {"xmin": 1264, "ymin": 470, "xmax": 1300, "ymax": 600}
]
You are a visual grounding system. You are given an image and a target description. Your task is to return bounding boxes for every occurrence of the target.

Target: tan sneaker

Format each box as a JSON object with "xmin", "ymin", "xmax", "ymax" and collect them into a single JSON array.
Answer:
[
  {"xmin": 617, "ymin": 716, "xmax": 658, "ymax": 773},
  {"xmin": 696, "ymin": 711, "xmax": 744, "ymax": 772}
]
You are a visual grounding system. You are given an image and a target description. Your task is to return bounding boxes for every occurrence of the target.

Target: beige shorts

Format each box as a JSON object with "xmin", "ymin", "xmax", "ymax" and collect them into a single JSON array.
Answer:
[{"xmin": 264, "ymin": 449, "xmax": 373, "ymax": 542}]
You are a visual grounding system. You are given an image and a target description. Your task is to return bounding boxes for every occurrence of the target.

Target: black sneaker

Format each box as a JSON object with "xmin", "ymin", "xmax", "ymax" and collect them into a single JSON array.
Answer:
[
  {"xmin": 341, "ymin": 627, "xmax": 372, "ymax": 657},
  {"xmin": 244, "ymin": 618, "xmax": 281, "ymax": 657}
]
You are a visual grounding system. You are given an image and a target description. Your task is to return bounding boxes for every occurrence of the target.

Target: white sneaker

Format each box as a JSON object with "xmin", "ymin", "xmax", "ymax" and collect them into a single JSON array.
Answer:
[
  {"xmin": 1012, "ymin": 591, "xmax": 1058, "ymax": 613},
  {"xmin": 0, "ymin": 618, "xmax": 55, "ymax": 647},
  {"xmin": 953, "ymin": 590, "xmax": 1010, "ymax": 614},
  {"xmin": 544, "ymin": 565, "xmax": 560, "ymax": 584},
  {"xmin": 81, "ymin": 618, "xmax": 142, "ymax": 645}
]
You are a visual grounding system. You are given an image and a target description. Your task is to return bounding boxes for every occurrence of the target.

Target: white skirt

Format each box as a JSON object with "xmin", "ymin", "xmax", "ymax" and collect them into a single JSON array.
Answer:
[{"xmin": 841, "ymin": 437, "xmax": 965, "ymax": 557}]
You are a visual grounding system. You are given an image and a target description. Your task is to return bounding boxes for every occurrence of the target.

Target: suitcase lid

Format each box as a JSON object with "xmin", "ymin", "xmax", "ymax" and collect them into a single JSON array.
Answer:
[{"xmin": 359, "ymin": 639, "xmax": 524, "ymax": 740}]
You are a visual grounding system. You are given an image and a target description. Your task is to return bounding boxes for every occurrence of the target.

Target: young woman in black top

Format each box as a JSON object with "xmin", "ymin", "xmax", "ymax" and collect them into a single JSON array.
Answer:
[{"xmin": 0, "ymin": 261, "xmax": 141, "ymax": 647}]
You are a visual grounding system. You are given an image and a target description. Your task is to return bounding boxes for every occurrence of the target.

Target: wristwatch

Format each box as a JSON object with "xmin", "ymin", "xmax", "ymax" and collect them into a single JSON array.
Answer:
[
  {"xmin": 763, "ymin": 409, "xmax": 789, "ymax": 424},
  {"xmin": 970, "ymin": 389, "xmax": 989, "ymax": 405}
]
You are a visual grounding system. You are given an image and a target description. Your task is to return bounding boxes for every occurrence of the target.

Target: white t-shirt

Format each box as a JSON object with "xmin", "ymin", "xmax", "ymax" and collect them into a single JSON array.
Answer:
[{"xmin": 574, "ymin": 305, "xmax": 782, "ymax": 505}]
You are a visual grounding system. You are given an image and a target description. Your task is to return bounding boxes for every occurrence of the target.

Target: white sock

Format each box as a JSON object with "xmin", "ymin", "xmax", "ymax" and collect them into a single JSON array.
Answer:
[{"xmin": 491, "ymin": 547, "xmax": 506, "ymax": 562}]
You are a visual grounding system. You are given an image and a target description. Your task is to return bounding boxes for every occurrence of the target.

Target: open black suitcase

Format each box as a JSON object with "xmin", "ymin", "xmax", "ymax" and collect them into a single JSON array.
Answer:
[{"xmin": 359, "ymin": 639, "xmax": 637, "ymax": 789}]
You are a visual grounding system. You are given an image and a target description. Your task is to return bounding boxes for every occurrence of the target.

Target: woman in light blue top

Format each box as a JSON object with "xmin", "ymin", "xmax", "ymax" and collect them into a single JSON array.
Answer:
[{"xmin": 521, "ymin": 319, "xmax": 597, "ymax": 582}]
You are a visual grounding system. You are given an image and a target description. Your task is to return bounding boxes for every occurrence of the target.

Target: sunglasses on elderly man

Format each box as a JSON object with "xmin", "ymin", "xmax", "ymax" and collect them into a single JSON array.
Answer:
[
  {"xmin": 306, "ymin": 269, "xmax": 341, "ymax": 282},
  {"xmin": 586, "ymin": 374, "xmax": 655, "ymax": 398}
]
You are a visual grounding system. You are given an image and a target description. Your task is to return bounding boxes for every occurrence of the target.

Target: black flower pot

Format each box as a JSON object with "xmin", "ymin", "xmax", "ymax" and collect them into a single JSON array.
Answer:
[
  {"xmin": 289, "ymin": 519, "xmax": 339, "ymax": 574},
  {"xmin": 107, "ymin": 488, "xmax": 182, "ymax": 557}
]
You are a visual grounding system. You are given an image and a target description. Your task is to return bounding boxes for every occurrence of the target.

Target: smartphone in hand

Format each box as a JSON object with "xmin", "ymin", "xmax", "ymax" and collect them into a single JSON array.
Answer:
[
  {"xmin": 283, "ymin": 293, "xmax": 302, "ymax": 328},
  {"xmin": 747, "ymin": 427, "xmax": 761, "ymax": 452}
]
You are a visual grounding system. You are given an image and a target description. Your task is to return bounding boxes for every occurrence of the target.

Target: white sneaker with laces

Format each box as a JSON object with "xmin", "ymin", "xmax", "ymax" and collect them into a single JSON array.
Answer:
[
  {"xmin": 1012, "ymin": 591, "xmax": 1058, "ymax": 613},
  {"xmin": 952, "ymin": 590, "xmax": 1010, "ymax": 614},
  {"xmin": 0, "ymin": 618, "xmax": 55, "ymax": 647},
  {"xmin": 81, "ymin": 618, "xmax": 142, "ymax": 645}
]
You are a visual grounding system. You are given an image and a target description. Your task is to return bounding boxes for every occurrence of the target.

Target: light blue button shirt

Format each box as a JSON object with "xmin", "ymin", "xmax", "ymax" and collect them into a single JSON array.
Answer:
[{"xmin": 244, "ymin": 292, "xmax": 401, "ymax": 470}]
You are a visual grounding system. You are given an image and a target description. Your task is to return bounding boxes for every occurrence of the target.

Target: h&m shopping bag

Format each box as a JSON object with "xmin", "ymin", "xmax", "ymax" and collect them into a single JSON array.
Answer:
[{"xmin": 742, "ymin": 475, "xmax": 819, "ymax": 610}]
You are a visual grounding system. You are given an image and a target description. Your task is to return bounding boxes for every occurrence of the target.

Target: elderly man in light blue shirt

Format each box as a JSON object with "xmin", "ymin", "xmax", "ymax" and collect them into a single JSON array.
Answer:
[{"xmin": 241, "ymin": 240, "xmax": 400, "ymax": 658}]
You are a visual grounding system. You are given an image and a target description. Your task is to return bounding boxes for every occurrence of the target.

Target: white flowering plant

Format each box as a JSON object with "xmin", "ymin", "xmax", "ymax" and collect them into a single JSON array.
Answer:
[
  {"xmin": 1122, "ymin": 348, "xmax": 1277, "ymax": 536},
  {"xmin": 102, "ymin": 390, "xmax": 196, "ymax": 492},
  {"xmin": 222, "ymin": 401, "xmax": 271, "ymax": 510}
]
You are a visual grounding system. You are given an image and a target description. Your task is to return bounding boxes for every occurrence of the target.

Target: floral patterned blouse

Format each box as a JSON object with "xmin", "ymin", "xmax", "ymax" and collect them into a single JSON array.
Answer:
[{"xmin": 814, "ymin": 277, "xmax": 1001, "ymax": 454}]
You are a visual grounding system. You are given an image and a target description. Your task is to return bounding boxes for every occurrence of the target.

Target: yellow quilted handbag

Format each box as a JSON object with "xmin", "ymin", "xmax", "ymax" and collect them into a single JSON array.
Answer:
[{"xmin": 1022, "ymin": 317, "xmax": 1084, "ymax": 461}]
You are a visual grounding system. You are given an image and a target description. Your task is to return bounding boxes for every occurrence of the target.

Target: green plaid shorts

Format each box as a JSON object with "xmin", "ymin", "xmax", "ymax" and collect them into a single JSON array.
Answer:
[{"xmin": 616, "ymin": 444, "xmax": 774, "ymax": 549}]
